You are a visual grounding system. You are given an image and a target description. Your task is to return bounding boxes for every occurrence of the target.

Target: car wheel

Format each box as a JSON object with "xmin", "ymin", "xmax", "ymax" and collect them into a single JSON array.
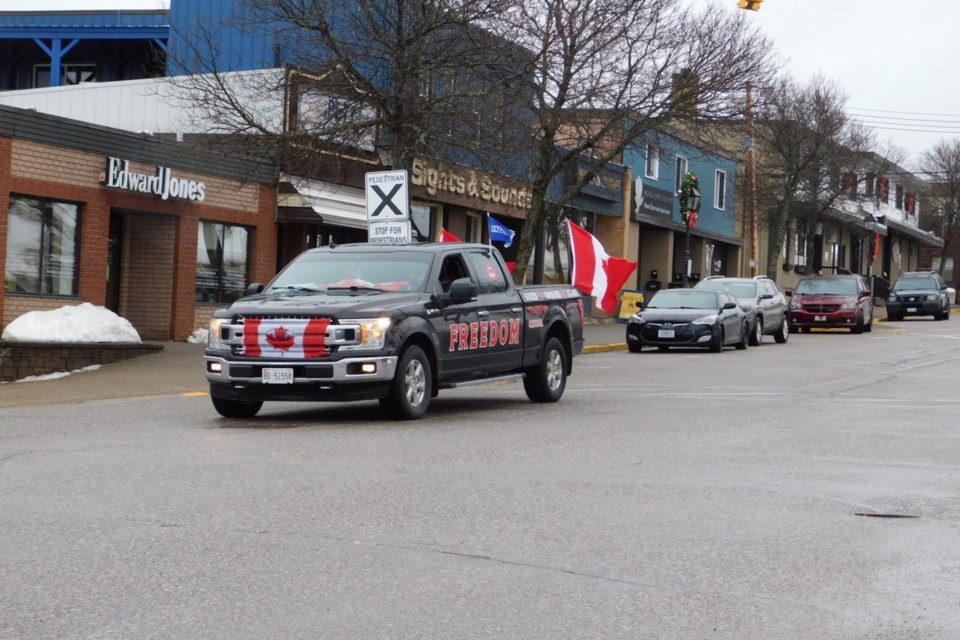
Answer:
[
  {"xmin": 735, "ymin": 321, "xmax": 750, "ymax": 350},
  {"xmin": 380, "ymin": 345, "xmax": 432, "ymax": 419},
  {"xmin": 211, "ymin": 396, "xmax": 262, "ymax": 418},
  {"xmin": 946, "ymin": 305, "xmax": 951, "ymax": 320},
  {"xmin": 749, "ymin": 317, "xmax": 763, "ymax": 346},
  {"xmin": 852, "ymin": 313, "xmax": 864, "ymax": 333},
  {"xmin": 774, "ymin": 316, "xmax": 789, "ymax": 344},
  {"xmin": 888, "ymin": 313, "xmax": 900, "ymax": 322},
  {"xmin": 935, "ymin": 308, "xmax": 944, "ymax": 321},
  {"xmin": 524, "ymin": 337, "xmax": 567, "ymax": 403},
  {"xmin": 628, "ymin": 341, "xmax": 643, "ymax": 353},
  {"xmin": 710, "ymin": 328, "xmax": 724, "ymax": 353},
  {"xmin": 864, "ymin": 312, "xmax": 873, "ymax": 332}
]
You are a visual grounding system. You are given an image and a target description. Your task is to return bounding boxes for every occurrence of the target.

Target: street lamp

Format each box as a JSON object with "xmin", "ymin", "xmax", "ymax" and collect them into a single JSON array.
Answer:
[{"xmin": 678, "ymin": 173, "xmax": 702, "ymax": 287}]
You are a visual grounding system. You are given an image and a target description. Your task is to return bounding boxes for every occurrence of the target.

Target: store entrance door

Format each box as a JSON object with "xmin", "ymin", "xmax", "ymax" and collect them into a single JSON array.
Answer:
[{"xmin": 106, "ymin": 213, "xmax": 123, "ymax": 313}]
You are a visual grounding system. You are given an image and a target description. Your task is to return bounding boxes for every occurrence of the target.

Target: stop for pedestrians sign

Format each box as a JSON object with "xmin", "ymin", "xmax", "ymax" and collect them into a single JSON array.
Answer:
[{"xmin": 365, "ymin": 170, "xmax": 409, "ymax": 221}]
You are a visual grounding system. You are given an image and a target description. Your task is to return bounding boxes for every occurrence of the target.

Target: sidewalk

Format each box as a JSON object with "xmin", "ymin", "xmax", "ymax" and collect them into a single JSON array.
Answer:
[{"xmin": 0, "ymin": 323, "xmax": 628, "ymax": 408}]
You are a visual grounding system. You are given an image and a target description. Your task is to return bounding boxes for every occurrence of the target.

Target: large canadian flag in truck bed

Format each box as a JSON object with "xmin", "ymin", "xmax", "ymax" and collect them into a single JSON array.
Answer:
[{"xmin": 241, "ymin": 318, "xmax": 332, "ymax": 358}]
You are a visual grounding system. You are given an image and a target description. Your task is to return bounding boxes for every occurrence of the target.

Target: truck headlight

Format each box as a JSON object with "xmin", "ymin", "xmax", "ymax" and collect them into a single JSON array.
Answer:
[
  {"xmin": 841, "ymin": 302, "xmax": 856, "ymax": 310},
  {"xmin": 208, "ymin": 318, "xmax": 229, "ymax": 350},
  {"xmin": 339, "ymin": 318, "xmax": 392, "ymax": 351}
]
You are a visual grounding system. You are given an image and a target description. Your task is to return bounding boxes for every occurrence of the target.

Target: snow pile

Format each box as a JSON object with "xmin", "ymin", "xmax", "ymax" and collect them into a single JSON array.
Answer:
[
  {"xmin": 15, "ymin": 364, "xmax": 101, "ymax": 384},
  {"xmin": 187, "ymin": 327, "xmax": 209, "ymax": 344},
  {"xmin": 1, "ymin": 303, "xmax": 141, "ymax": 343}
]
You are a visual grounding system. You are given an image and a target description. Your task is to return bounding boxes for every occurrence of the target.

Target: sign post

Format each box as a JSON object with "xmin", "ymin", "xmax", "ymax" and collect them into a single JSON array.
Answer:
[{"xmin": 366, "ymin": 170, "xmax": 411, "ymax": 244}]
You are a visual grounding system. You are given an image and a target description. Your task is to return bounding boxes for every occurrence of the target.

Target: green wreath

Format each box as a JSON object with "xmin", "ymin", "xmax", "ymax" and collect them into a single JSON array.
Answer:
[{"xmin": 678, "ymin": 173, "xmax": 700, "ymax": 228}]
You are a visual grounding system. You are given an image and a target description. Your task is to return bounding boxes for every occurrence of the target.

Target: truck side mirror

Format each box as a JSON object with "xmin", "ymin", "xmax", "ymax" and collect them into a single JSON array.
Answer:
[
  {"xmin": 446, "ymin": 278, "xmax": 478, "ymax": 303},
  {"xmin": 245, "ymin": 283, "xmax": 264, "ymax": 295}
]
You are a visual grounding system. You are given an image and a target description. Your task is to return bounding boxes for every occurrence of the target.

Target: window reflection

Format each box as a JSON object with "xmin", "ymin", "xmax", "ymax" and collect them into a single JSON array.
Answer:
[
  {"xmin": 4, "ymin": 196, "xmax": 79, "ymax": 295},
  {"xmin": 196, "ymin": 222, "xmax": 249, "ymax": 303}
]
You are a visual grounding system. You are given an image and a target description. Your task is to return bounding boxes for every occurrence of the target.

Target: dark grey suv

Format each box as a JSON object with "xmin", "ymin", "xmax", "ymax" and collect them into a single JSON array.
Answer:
[
  {"xmin": 694, "ymin": 276, "xmax": 791, "ymax": 345},
  {"xmin": 886, "ymin": 271, "xmax": 951, "ymax": 321}
]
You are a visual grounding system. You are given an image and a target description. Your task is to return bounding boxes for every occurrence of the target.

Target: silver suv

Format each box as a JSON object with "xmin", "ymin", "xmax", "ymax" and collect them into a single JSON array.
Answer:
[{"xmin": 694, "ymin": 276, "xmax": 791, "ymax": 345}]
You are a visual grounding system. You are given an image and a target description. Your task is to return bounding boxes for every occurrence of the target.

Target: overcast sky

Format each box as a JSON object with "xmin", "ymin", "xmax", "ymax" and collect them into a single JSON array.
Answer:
[
  {"xmin": 2, "ymin": 0, "xmax": 955, "ymax": 168},
  {"xmin": 729, "ymin": 0, "xmax": 959, "ymax": 169}
]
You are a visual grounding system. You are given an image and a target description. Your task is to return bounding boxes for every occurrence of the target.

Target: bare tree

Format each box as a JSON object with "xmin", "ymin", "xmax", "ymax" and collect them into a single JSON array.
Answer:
[
  {"xmin": 498, "ymin": 0, "xmax": 776, "ymax": 276},
  {"xmin": 918, "ymin": 140, "xmax": 960, "ymax": 278},
  {"xmin": 751, "ymin": 76, "xmax": 900, "ymax": 277}
]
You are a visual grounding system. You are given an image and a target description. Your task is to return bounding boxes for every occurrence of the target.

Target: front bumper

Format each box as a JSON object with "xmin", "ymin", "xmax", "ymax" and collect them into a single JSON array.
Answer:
[
  {"xmin": 887, "ymin": 299, "xmax": 941, "ymax": 316},
  {"xmin": 626, "ymin": 322, "xmax": 716, "ymax": 348},
  {"xmin": 790, "ymin": 309, "xmax": 858, "ymax": 328},
  {"xmin": 204, "ymin": 353, "xmax": 398, "ymax": 402}
]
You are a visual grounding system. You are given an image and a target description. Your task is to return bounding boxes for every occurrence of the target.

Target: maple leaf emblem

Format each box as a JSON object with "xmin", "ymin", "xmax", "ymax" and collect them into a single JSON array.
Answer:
[{"xmin": 266, "ymin": 326, "xmax": 295, "ymax": 352}]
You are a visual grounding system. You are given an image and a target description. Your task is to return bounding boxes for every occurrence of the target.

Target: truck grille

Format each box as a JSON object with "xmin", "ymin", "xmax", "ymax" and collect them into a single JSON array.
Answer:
[{"xmin": 220, "ymin": 315, "xmax": 361, "ymax": 357}]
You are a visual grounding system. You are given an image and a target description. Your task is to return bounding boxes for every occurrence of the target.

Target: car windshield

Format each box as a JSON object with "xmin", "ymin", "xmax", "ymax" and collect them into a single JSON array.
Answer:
[
  {"xmin": 893, "ymin": 277, "xmax": 938, "ymax": 291},
  {"xmin": 647, "ymin": 290, "xmax": 718, "ymax": 310},
  {"xmin": 267, "ymin": 250, "xmax": 433, "ymax": 293},
  {"xmin": 793, "ymin": 278, "xmax": 859, "ymax": 296},
  {"xmin": 698, "ymin": 281, "xmax": 757, "ymax": 298}
]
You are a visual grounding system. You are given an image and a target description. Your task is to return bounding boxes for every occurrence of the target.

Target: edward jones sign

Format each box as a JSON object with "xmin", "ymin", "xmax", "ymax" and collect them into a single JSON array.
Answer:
[{"xmin": 103, "ymin": 157, "xmax": 206, "ymax": 202}]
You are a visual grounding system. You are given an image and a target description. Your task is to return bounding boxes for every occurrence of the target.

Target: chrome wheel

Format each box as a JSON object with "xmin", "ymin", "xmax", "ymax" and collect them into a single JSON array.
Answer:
[
  {"xmin": 403, "ymin": 358, "xmax": 427, "ymax": 407},
  {"xmin": 545, "ymin": 347, "xmax": 563, "ymax": 392},
  {"xmin": 524, "ymin": 337, "xmax": 567, "ymax": 403},
  {"xmin": 380, "ymin": 345, "xmax": 432, "ymax": 420}
]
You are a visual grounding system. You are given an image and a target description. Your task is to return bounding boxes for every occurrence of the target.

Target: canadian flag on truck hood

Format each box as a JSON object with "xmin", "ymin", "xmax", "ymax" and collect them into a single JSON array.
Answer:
[
  {"xmin": 567, "ymin": 220, "xmax": 637, "ymax": 315},
  {"xmin": 241, "ymin": 318, "xmax": 332, "ymax": 358}
]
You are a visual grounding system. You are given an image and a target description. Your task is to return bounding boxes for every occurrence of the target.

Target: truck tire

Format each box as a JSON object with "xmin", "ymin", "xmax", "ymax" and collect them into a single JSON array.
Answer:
[
  {"xmin": 380, "ymin": 345, "xmax": 432, "ymax": 420},
  {"xmin": 523, "ymin": 337, "xmax": 567, "ymax": 403},
  {"xmin": 211, "ymin": 396, "xmax": 262, "ymax": 418}
]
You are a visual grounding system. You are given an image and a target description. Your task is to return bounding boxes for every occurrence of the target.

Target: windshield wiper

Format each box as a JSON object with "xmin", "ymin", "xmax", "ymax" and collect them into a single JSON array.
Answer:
[
  {"xmin": 327, "ymin": 286, "xmax": 385, "ymax": 294},
  {"xmin": 270, "ymin": 285, "xmax": 324, "ymax": 293}
]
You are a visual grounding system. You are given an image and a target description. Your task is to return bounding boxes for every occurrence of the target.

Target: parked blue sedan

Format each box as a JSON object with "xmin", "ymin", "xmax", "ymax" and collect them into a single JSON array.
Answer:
[{"xmin": 626, "ymin": 288, "xmax": 749, "ymax": 353}]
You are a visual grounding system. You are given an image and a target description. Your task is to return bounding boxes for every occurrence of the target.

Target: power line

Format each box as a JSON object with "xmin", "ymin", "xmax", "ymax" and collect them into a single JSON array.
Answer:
[
  {"xmin": 847, "ymin": 112, "xmax": 960, "ymax": 125},
  {"xmin": 848, "ymin": 106, "xmax": 960, "ymax": 118}
]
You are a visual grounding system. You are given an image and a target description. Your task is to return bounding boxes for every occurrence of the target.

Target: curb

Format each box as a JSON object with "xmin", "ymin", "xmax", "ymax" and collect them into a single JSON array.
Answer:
[{"xmin": 584, "ymin": 343, "xmax": 626, "ymax": 354}]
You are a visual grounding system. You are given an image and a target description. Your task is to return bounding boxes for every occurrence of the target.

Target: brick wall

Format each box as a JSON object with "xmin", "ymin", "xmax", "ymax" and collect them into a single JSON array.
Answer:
[
  {"xmin": 120, "ymin": 213, "xmax": 175, "ymax": 340},
  {"xmin": 2, "ymin": 135, "xmax": 278, "ymax": 341},
  {"xmin": 0, "ymin": 341, "xmax": 162, "ymax": 382}
]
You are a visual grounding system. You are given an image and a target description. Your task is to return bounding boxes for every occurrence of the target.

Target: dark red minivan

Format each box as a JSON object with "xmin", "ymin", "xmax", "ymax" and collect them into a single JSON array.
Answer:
[{"xmin": 786, "ymin": 275, "xmax": 874, "ymax": 334}]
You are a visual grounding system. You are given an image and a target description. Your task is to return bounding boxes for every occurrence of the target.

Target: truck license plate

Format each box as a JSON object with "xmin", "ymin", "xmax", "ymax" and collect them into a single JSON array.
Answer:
[
  {"xmin": 262, "ymin": 368, "xmax": 294, "ymax": 384},
  {"xmin": 908, "ymin": 307, "xmax": 917, "ymax": 313},
  {"xmin": 658, "ymin": 329, "xmax": 675, "ymax": 338},
  {"xmin": 815, "ymin": 315, "xmax": 826, "ymax": 321}
]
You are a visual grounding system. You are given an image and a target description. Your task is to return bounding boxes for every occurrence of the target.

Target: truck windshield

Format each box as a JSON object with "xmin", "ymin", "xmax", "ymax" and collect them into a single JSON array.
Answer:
[{"xmin": 268, "ymin": 251, "xmax": 433, "ymax": 293}]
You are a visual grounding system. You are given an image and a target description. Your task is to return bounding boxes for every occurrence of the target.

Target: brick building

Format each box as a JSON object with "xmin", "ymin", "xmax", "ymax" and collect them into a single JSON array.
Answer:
[{"xmin": 1, "ymin": 105, "xmax": 277, "ymax": 340}]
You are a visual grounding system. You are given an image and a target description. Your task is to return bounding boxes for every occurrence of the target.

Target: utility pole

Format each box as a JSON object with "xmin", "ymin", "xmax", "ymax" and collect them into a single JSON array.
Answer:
[{"xmin": 746, "ymin": 83, "xmax": 758, "ymax": 277}]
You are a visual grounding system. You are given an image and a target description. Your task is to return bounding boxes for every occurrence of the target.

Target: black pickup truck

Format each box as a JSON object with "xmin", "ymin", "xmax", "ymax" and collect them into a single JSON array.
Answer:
[{"xmin": 204, "ymin": 243, "xmax": 585, "ymax": 419}]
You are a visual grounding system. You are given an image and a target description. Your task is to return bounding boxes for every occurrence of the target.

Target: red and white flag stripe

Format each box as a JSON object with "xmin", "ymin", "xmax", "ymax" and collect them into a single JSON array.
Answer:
[
  {"xmin": 241, "ymin": 318, "xmax": 332, "ymax": 358},
  {"xmin": 567, "ymin": 220, "xmax": 637, "ymax": 314}
]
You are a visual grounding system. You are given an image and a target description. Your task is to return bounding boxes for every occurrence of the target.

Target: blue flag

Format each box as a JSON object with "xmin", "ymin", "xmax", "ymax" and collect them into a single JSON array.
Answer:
[{"xmin": 487, "ymin": 214, "xmax": 515, "ymax": 248}]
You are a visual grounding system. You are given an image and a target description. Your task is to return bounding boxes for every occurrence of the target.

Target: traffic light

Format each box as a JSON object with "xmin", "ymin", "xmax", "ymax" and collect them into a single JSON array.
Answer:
[{"xmin": 738, "ymin": 0, "xmax": 762, "ymax": 9}]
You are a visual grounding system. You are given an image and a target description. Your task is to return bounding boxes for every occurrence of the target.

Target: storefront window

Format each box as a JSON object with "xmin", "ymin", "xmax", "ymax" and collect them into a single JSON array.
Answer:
[
  {"xmin": 4, "ymin": 196, "xmax": 79, "ymax": 296},
  {"xmin": 410, "ymin": 203, "xmax": 438, "ymax": 242},
  {"xmin": 196, "ymin": 222, "xmax": 249, "ymax": 303}
]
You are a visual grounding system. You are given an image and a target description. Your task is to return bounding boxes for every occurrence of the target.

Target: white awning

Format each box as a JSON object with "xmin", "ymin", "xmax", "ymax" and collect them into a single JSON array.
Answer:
[{"xmin": 278, "ymin": 174, "xmax": 368, "ymax": 229}]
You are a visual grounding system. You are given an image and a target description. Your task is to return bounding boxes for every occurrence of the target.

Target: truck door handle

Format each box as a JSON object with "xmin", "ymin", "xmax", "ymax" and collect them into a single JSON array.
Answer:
[
  {"xmin": 478, "ymin": 310, "xmax": 490, "ymax": 317},
  {"xmin": 511, "ymin": 307, "xmax": 522, "ymax": 314}
]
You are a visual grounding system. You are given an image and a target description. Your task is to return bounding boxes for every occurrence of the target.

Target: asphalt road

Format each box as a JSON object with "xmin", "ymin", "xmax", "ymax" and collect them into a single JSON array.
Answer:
[{"xmin": 1, "ymin": 318, "xmax": 959, "ymax": 639}]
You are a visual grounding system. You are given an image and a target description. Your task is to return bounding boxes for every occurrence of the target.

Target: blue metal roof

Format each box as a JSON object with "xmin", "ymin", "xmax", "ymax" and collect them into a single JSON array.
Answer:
[{"xmin": 0, "ymin": 10, "xmax": 168, "ymax": 39}]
